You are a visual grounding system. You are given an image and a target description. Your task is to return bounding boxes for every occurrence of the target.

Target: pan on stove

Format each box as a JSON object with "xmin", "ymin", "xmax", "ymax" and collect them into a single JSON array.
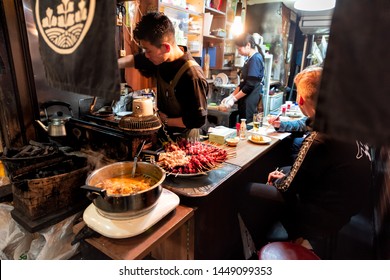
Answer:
[{"xmin": 90, "ymin": 106, "xmax": 114, "ymax": 118}]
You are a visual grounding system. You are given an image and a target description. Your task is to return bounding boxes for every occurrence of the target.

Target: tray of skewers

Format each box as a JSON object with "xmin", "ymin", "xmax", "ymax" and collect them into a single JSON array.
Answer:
[{"xmin": 155, "ymin": 139, "xmax": 235, "ymax": 177}]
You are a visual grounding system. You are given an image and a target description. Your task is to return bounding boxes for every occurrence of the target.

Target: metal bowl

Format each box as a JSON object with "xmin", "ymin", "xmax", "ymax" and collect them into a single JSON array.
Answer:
[{"xmin": 82, "ymin": 161, "xmax": 166, "ymax": 218}]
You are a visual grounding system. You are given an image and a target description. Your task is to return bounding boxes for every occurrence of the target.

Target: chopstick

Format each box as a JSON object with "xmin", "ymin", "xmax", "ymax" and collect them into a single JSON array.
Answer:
[
  {"xmin": 266, "ymin": 167, "xmax": 284, "ymax": 184},
  {"xmin": 263, "ymin": 113, "xmax": 282, "ymax": 131}
]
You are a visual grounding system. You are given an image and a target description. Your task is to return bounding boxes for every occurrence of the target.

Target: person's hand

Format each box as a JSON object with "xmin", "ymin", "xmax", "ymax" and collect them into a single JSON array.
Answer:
[
  {"xmin": 221, "ymin": 95, "xmax": 237, "ymax": 108},
  {"xmin": 268, "ymin": 115, "xmax": 281, "ymax": 128},
  {"xmin": 267, "ymin": 169, "xmax": 285, "ymax": 185}
]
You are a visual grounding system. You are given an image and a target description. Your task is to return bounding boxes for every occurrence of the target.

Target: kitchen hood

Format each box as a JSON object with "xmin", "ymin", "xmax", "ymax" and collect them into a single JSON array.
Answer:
[{"xmin": 298, "ymin": 15, "xmax": 332, "ymax": 35}]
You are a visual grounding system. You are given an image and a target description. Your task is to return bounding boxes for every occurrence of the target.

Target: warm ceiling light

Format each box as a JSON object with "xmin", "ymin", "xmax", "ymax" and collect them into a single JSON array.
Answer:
[{"xmin": 294, "ymin": 0, "xmax": 336, "ymax": 11}]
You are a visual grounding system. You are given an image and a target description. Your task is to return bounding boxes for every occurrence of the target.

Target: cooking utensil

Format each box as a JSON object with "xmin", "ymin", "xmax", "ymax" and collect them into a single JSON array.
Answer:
[
  {"xmin": 89, "ymin": 97, "xmax": 98, "ymax": 113},
  {"xmin": 81, "ymin": 161, "xmax": 166, "ymax": 217},
  {"xmin": 132, "ymin": 140, "xmax": 146, "ymax": 177}
]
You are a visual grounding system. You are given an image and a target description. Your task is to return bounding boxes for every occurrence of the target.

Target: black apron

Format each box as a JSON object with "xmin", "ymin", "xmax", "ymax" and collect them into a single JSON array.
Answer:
[
  {"xmin": 156, "ymin": 60, "xmax": 199, "ymax": 139},
  {"xmin": 238, "ymin": 57, "xmax": 262, "ymax": 122}
]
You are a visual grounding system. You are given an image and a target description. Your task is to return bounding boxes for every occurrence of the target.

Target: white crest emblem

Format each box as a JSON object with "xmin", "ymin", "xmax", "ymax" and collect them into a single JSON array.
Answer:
[{"xmin": 35, "ymin": 0, "xmax": 96, "ymax": 54}]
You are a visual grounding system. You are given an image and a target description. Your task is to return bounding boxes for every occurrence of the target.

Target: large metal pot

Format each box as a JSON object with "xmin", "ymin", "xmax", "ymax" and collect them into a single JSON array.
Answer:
[{"xmin": 81, "ymin": 161, "xmax": 165, "ymax": 218}]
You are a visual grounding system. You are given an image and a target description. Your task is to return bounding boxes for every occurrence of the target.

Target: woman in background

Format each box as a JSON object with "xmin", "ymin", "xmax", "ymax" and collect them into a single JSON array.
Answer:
[{"xmin": 221, "ymin": 33, "xmax": 265, "ymax": 122}]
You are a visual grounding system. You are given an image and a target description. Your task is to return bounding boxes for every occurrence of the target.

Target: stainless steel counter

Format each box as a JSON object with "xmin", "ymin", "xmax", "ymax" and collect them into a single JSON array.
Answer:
[{"xmin": 163, "ymin": 162, "xmax": 240, "ymax": 197}]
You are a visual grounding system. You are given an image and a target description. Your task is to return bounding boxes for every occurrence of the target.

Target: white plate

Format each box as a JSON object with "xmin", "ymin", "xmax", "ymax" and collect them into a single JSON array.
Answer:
[
  {"xmin": 248, "ymin": 135, "xmax": 272, "ymax": 145},
  {"xmin": 215, "ymin": 73, "xmax": 229, "ymax": 86},
  {"xmin": 249, "ymin": 126, "xmax": 271, "ymax": 135},
  {"xmin": 286, "ymin": 111, "xmax": 303, "ymax": 118},
  {"xmin": 213, "ymin": 77, "xmax": 223, "ymax": 86}
]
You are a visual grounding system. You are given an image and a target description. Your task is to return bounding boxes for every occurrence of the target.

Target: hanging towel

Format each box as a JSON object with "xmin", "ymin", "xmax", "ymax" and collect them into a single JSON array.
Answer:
[
  {"xmin": 31, "ymin": 0, "xmax": 120, "ymax": 99},
  {"xmin": 314, "ymin": 0, "xmax": 390, "ymax": 147}
]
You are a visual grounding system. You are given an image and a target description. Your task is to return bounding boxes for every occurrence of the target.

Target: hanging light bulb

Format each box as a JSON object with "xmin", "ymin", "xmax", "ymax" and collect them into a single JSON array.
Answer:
[
  {"xmin": 294, "ymin": 0, "xmax": 336, "ymax": 11},
  {"xmin": 232, "ymin": 0, "xmax": 243, "ymax": 36}
]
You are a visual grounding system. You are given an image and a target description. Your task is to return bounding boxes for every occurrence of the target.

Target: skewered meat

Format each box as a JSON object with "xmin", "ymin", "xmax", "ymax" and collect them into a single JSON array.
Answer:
[{"xmin": 157, "ymin": 139, "xmax": 229, "ymax": 174}]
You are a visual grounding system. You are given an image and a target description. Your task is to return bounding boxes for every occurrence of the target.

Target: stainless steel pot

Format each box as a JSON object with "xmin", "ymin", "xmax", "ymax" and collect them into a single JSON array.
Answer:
[{"xmin": 81, "ymin": 161, "xmax": 165, "ymax": 218}]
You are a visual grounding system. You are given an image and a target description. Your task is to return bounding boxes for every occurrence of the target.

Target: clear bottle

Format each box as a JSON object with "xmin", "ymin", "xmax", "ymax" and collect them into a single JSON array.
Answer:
[{"xmin": 239, "ymin": 119, "xmax": 247, "ymax": 140}]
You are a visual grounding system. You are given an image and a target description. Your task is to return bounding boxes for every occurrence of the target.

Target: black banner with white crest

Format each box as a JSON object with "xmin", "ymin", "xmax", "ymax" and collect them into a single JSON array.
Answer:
[{"xmin": 31, "ymin": 0, "xmax": 120, "ymax": 99}]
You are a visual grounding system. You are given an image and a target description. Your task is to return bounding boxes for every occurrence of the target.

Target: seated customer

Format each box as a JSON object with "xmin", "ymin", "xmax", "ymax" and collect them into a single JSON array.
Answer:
[
  {"xmin": 238, "ymin": 66, "xmax": 372, "ymax": 254},
  {"xmin": 268, "ymin": 113, "xmax": 308, "ymax": 163},
  {"xmin": 268, "ymin": 115, "xmax": 308, "ymax": 133}
]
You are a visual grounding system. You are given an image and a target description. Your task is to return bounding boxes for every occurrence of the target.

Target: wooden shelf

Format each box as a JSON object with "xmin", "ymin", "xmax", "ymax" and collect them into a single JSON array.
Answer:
[
  {"xmin": 204, "ymin": 35, "xmax": 225, "ymax": 41},
  {"xmin": 160, "ymin": 2, "xmax": 202, "ymax": 16},
  {"xmin": 205, "ymin": 6, "xmax": 226, "ymax": 16}
]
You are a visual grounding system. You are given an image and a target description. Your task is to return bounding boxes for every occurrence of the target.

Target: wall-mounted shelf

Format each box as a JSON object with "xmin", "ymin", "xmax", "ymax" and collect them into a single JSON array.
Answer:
[
  {"xmin": 160, "ymin": 2, "xmax": 202, "ymax": 16},
  {"xmin": 139, "ymin": 0, "xmax": 244, "ymax": 70}
]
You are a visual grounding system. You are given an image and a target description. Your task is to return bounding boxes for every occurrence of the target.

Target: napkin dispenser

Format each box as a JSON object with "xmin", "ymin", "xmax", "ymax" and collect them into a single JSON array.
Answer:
[{"xmin": 208, "ymin": 126, "xmax": 236, "ymax": 144}]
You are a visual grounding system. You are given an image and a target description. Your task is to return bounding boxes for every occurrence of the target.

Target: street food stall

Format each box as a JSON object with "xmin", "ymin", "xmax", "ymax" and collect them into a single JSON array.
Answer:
[{"xmin": 0, "ymin": 1, "xmax": 386, "ymax": 263}]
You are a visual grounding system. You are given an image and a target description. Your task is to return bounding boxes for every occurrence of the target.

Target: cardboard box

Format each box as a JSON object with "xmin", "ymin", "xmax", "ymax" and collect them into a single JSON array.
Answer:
[{"xmin": 209, "ymin": 127, "xmax": 236, "ymax": 144}]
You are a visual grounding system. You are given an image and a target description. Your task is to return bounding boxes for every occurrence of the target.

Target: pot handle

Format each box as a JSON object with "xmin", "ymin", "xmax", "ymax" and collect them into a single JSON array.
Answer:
[{"xmin": 81, "ymin": 185, "xmax": 107, "ymax": 200}]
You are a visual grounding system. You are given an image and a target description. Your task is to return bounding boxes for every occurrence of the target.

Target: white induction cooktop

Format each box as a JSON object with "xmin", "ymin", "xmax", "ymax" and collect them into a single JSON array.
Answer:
[{"xmin": 83, "ymin": 188, "xmax": 180, "ymax": 239}]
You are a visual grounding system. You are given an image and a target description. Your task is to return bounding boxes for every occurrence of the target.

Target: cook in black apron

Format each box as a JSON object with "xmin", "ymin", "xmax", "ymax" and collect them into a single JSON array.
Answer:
[
  {"xmin": 157, "ymin": 60, "xmax": 205, "ymax": 140},
  {"xmin": 237, "ymin": 53, "xmax": 264, "ymax": 122}
]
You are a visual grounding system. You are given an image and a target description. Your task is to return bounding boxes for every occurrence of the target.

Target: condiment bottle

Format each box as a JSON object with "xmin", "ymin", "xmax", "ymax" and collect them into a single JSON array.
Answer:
[
  {"xmin": 236, "ymin": 122, "xmax": 241, "ymax": 136},
  {"xmin": 281, "ymin": 105, "xmax": 287, "ymax": 117},
  {"xmin": 239, "ymin": 119, "xmax": 247, "ymax": 140}
]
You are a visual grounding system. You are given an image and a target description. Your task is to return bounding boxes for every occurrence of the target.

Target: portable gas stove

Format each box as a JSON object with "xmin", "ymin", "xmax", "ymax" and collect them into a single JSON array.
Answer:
[{"xmin": 83, "ymin": 188, "xmax": 179, "ymax": 238}]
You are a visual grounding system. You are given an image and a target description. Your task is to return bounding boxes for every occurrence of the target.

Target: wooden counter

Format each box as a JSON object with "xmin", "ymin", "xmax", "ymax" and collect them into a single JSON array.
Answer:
[
  {"xmin": 73, "ymin": 205, "xmax": 194, "ymax": 260},
  {"xmin": 225, "ymin": 137, "xmax": 280, "ymax": 168}
]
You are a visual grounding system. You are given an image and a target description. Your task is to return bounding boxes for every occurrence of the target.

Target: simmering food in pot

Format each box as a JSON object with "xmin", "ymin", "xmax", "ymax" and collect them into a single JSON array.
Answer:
[{"xmin": 95, "ymin": 175, "xmax": 157, "ymax": 195}]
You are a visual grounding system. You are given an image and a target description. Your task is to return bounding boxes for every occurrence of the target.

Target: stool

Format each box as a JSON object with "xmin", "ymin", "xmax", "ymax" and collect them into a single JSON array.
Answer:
[{"xmin": 259, "ymin": 242, "xmax": 321, "ymax": 260}]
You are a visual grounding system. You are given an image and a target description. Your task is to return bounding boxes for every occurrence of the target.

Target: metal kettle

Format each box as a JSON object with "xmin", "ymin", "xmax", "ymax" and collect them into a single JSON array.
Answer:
[{"xmin": 35, "ymin": 101, "xmax": 73, "ymax": 137}]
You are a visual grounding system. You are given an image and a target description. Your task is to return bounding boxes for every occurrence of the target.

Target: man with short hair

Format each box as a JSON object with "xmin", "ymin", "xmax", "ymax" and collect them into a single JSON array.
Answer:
[{"xmin": 118, "ymin": 12, "xmax": 208, "ymax": 139}]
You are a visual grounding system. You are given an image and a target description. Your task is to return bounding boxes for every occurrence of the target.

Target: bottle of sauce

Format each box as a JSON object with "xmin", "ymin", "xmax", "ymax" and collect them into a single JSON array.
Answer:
[
  {"xmin": 236, "ymin": 122, "xmax": 241, "ymax": 136},
  {"xmin": 239, "ymin": 119, "xmax": 247, "ymax": 140}
]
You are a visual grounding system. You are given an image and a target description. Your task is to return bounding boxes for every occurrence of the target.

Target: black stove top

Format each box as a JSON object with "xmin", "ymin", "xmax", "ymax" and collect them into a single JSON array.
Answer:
[
  {"xmin": 65, "ymin": 118, "xmax": 158, "ymax": 161},
  {"xmin": 80, "ymin": 114, "xmax": 120, "ymax": 129}
]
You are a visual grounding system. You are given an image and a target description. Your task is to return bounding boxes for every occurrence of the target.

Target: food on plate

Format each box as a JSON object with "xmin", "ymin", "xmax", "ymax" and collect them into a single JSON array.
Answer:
[
  {"xmin": 158, "ymin": 150, "xmax": 190, "ymax": 169},
  {"xmin": 95, "ymin": 175, "xmax": 157, "ymax": 196},
  {"xmin": 158, "ymin": 139, "xmax": 228, "ymax": 175},
  {"xmin": 251, "ymin": 135, "xmax": 264, "ymax": 142},
  {"xmin": 226, "ymin": 137, "xmax": 239, "ymax": 146}
]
